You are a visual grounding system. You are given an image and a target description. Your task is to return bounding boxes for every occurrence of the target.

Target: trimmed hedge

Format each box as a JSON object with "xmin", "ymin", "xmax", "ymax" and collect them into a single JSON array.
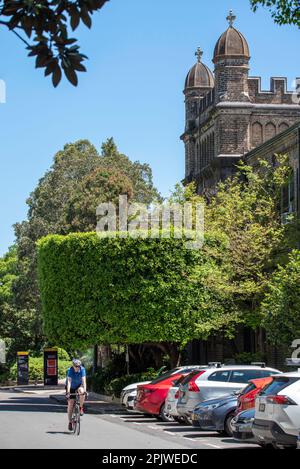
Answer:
[{"xmin": 37, "ymin": 232, "xmax": 211, "ymax": 350}]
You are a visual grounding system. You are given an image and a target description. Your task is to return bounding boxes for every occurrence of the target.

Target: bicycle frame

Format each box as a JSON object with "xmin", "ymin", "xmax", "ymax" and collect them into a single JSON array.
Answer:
[{"xmin": 69, "ymin": 392, "xmax": 81, "ymax": 436}]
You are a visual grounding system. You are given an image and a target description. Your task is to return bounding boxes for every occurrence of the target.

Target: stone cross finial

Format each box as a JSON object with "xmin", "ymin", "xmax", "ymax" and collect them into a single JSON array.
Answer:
[
  {"xmin": 226, "ymin": 9, "xmax": 236, "ymax": 27},
  {"xmin": 195, "ymin": 47, "xmax": 203, "ymax": 63}
]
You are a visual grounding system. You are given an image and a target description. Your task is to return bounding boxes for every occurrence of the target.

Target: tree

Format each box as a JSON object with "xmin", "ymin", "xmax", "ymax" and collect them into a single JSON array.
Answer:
[
  {"xmin": 12, "ymin": 137, "xmax": 160, "ymax": 361},
  {"xmin": 250, "ymin": 0, "xmax": 300, "ymax": 27},
  {"xmin": 261, "ymin": 250, "xmax": 300, "ymax": 346},
  {"xmin": 0, "ymin": 0, "xmax": 109, "ymax": 86},
  {"xmin": 0, "ymin": 247, "xmax": 41, "ymax": 362},
  {"xmin": 100, "ymin": 138, "xmax": 162, "ymax": 205}
]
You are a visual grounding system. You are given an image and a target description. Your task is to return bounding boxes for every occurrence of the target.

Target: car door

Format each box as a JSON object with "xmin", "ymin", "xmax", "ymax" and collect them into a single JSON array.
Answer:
[{"xmin": 199, "ymin": 370, "xmax": 232, "ymax": 401}]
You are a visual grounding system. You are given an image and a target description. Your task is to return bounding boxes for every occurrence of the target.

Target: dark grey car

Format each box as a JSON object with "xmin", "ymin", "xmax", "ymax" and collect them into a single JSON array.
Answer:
[{"xmin": 191, "ymin": 394, "xmax": 238, "ymax": 436}]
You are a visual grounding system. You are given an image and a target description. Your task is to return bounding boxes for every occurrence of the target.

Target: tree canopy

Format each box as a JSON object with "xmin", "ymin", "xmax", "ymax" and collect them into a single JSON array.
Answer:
[
  {"xmin": 37, "ymin": 154, "xmax": 299, "ymax": 364},
  {"xmin": 5, "ymin": 137, "xmax": 160, "ymax": 364},
  {"xmin": 250, "ymin": 0, "xmax": 300, "ymax": 27}
]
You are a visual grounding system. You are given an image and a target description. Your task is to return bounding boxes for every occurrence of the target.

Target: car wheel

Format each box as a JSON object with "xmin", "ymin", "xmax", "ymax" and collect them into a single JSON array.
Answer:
[
  {"xmin": 174, "ymin": 416, "xmax": 187, "ymax": 425},
  {"xmin": 224, "ymin": 412, "xmax": 235, "ymax": 437},
  {"xmin": 184, "ymin": 415, "xmax": 193, "ymax": 426},
  {"xmin": 159, "ymin": 403, "xmax": 175, "ymax": 423}
]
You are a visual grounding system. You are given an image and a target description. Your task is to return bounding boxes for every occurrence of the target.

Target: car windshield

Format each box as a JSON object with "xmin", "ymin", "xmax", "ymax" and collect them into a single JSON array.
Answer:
[
  {"xmin": 259, "ymin": 377, "xmax": 300, "ymax": 396},
  {"xmin": 180, "ymin": 370, "xmax": 203, "ymax": 386},
  {"xmin": 239, "ymin": 383, "xmax": 256, "ymax": 396},
  {"xmin": 150, "ymin": 369, "xmax": 178, "ymax": 385}
]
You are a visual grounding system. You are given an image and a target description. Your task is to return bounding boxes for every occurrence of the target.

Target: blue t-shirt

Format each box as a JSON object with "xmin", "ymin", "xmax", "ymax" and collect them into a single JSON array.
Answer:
[{"xmin": 67, "ymin": 366, "xmax": 86, "ymax": 389}]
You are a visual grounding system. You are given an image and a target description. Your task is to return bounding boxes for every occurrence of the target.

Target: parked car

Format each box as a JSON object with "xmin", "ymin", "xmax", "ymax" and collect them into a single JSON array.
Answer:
[
  {"xmin": 191, "ymin": 394, "xmax": 238, "ymax": 436},
  {"xmin": 232, "ymin": 409, "xmax": 256, "ymax": 443},
  {"xmin": 253, "ymin": 372, "xmax": 300, "ymax": 449},
  {"xmin": 135, "ymin": 366, "xmax": 207, "ymax": 422},
  {"xmin": 166, "ymin": 370, "xmax": 206, "ymax": 423},
  {"xmin": 120, "ymin": 366, "xmax": 168, "ymax": 410},
  {"xmin": 177, "ymin": 365, "xmax": 281, "ymax": 424},
  {"xmin": 121, "ymin": 381, "xmax": 151, "ymax": 409},
  {"xmin": 236, "ymin": 377, "xmax": 273, "ymax": 413}
]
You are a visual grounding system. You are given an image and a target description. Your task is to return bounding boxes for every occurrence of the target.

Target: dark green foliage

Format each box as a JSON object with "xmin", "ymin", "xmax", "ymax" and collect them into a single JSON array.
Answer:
[
  {"xmin": 88, "ymin": 367, "xmax": 158, "ymax": 397},
  {"xmin": 0, "ymin": 0, "xmax": 109, "ymax": 86}
]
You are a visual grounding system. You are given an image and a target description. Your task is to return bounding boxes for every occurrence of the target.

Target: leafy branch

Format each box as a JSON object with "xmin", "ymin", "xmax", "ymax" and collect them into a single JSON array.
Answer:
[{"xmin": 0, "ymin": 0, "xmax": 109, "ymax": 86}]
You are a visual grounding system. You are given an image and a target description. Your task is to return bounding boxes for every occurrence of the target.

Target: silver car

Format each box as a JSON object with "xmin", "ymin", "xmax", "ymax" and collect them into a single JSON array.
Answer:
[{"xmin": 177, "ymin": 365, "xmax": 281, "ymax": 424}]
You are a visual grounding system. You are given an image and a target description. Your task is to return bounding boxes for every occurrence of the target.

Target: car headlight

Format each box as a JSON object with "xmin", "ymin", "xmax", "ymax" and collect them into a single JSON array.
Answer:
[{"xmin": 203, "ymin": 403, "xmax": 220, "ymax": 411}]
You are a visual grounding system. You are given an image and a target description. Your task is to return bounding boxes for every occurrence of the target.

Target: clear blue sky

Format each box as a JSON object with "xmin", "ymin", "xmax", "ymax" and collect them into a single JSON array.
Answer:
[{"xmin": 0, "ymin": 0, "xmax": 299, "ymax": 256}]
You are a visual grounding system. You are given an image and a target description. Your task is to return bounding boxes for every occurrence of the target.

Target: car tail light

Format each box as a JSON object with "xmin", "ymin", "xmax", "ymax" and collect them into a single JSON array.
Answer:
[
  {"xmin": 188, "ymin": 370, "xmax": 205, "ymax": 392},
  {"xmin": 188, "ymin": 381, "xmax": 200, "ymax": 392},
  {"xmin": 266, "ymin": 395, "xmax": 296, "ymax": 405}
]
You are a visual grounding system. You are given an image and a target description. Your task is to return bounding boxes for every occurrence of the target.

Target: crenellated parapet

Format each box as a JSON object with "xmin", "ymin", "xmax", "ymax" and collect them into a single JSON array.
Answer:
[{"xmin": 248, "ymin": 77, "xmax": 300, "ymax": 105}]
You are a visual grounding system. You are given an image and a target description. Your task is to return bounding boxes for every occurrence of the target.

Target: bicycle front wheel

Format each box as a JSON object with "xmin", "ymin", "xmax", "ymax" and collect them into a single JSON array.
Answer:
[{"xmin": 72, "ymin": 406, "xmax": 79, "ymax": 435}]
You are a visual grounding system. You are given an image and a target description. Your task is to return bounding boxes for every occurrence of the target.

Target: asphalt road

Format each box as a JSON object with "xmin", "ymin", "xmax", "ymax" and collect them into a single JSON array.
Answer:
[{"xmin": 0, "ymin": 389, "xmax": 259, "ymax": 449}]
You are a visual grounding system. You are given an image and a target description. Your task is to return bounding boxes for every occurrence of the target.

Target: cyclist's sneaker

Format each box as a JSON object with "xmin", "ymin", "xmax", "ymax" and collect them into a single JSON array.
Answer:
[
  {"xmin": 68, "ymin": 422, "xmax": 73, "ymax": 431},
  {"xmin": 80, "ymin": 407, "xmax": 84, "ymax": 416}
]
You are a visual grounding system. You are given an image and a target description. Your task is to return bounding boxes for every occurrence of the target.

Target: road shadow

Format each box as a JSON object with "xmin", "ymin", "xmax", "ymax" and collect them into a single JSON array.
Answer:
[
  {"xmin": 182, "ymin": 432, "xmax": 221, "ymax": 439},
  {"xmin": 46, "ymin": 431, "xmax": 72, "ymax": 435},
  {"xmin": 0, "ymin": 396, "xmax": 66, "ymax": 413}
]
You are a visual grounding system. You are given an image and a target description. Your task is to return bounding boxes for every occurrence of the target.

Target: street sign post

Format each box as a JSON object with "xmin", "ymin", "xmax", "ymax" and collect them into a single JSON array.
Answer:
[
  {"xmin": 43, "ymin": 348, "xmax": 58, "ymax": 386},
  {"xmin": 17, "ymin": 352, "xmax": 29, "ymax": 385}
]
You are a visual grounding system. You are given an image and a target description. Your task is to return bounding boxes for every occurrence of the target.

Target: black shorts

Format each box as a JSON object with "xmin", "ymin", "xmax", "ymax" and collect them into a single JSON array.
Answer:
[{"xmin": 69, "ymin": 385, "xmax": 83, "ymax": 400}]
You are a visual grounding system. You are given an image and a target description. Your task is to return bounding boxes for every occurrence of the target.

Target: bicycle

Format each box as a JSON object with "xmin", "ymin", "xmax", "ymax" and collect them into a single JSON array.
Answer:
[{"xmin": 68, "ymin": 392, "xmax": 81, "ymax": 436}]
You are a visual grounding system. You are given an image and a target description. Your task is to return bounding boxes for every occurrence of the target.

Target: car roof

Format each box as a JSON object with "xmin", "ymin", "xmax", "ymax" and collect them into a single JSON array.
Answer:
[
  {"xmin": 271, "ymin": 372, "xmax": 300, "ymax": 378},
  {"xmin": 205, "ymin": 366, "xmax": 280, "ymax": 371}
]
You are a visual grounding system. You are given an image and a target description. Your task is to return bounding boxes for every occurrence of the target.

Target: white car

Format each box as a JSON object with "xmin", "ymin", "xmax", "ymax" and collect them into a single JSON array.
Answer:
[
  {"xmin": 177, "ymin": 365, "xmax": 282, "ymax": 423},
  {"xmin": 253, "ymin": 372, "xmax": 300, "ymax": 449},
  {"xmin": 121, "ymin": 381, "xmax": 151, "ymax": 409}
]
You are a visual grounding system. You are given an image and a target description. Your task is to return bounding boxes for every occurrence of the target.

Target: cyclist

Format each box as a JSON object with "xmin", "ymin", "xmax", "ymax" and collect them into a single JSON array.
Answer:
[{"xmin": 66, "ymin": 358, "xmax": 87, "ymax": 431}]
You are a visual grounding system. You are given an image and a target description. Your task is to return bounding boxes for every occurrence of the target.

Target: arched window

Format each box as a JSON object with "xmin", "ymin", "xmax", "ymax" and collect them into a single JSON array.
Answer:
[
  {"xmin": 279, "ymin": 122, "xmax": 289, "ymax": 134},
  {"xmin": 265, "ymin": 122, "xmax": 276, "ymax": 142},
  {"xmin": 252, "ymin": 122, "xmax": 263, "ymax": 148}
]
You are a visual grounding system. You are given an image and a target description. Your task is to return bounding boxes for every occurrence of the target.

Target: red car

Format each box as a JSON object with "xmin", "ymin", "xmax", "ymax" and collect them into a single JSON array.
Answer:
[
  {"xmin": 237, "ymin": 377, "xmax": 273, "ymax": 413},
  {"xmin": 136, "ymin": 367, "xmax": 203, "ymax": 422}
]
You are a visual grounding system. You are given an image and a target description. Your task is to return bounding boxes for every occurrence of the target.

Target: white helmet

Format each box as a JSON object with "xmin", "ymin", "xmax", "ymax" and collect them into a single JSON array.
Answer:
[{"xmin": 72, "ymin": 358, "xmax": 81, "ymax": 367}]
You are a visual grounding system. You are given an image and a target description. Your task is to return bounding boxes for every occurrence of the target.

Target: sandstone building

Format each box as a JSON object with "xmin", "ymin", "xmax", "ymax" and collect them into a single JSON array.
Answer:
[{"xmin": 182, "ymin": 11, "xmax": 300, "ymax": 205}]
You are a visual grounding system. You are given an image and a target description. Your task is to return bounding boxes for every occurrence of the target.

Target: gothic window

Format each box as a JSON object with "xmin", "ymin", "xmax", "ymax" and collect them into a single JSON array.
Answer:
[
  {"xmin": 252, "ymin": 122, "xmax": 263, "ymax": 148},
  {"xmin": 279, "ymin": 122, "xmax": 289, "ymax": 134},
  {"xmin": 265, "ymin": 122, "xmax": 276, "ymax": 142}
]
